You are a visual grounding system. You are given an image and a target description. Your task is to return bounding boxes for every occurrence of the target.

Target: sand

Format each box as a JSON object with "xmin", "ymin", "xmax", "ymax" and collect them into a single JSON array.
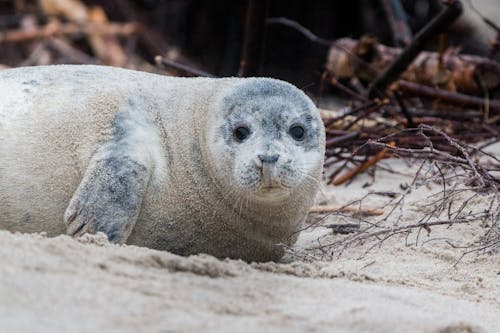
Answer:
[{"xmin": 1, "ymin": 157, "xmax": 499, "ymax": 333}]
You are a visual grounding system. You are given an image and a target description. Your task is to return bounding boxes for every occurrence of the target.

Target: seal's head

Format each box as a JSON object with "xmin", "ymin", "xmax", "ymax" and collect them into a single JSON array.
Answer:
[{"xmin": 205, "ymin": 78, "xmax": 325, "ymax": 204}]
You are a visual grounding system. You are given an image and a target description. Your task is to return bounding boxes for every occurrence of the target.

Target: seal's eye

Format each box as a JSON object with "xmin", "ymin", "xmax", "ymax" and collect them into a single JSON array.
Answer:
[
  {"xmin": 289, "ymin": 124, "xmax": 306, "ymax": 141},
  {"xmin": 233, "ymin": 126, "xmax": 251, "ymax": 142}
]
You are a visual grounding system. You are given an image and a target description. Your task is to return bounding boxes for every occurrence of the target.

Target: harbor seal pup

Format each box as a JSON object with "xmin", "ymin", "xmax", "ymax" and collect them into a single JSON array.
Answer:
[{"xmin": 0, "ymin": 65, "xmax": 325, "ymax": 262}]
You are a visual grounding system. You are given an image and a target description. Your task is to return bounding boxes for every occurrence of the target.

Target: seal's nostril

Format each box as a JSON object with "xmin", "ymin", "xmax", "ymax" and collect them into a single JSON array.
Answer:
[{"xmin": 258, "ymin": 154, "xmax": 279, "ymax": 164}]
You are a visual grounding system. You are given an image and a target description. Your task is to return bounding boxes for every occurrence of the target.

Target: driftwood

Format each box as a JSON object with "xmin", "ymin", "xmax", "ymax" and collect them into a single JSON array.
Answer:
[
  {"xmin": 9, "ymin": 0, "xmax": 203, "ymax": 74},
  {"xmin": 39, "ymin": 0, "xmax": 88, "ymax": 22},
  {"xmin": 331, "ymin": 142, "xmax": 394, "ymax": 185},
  {"xmin": 394, "ymin": 80, "xmax": 500, "ymax": 114},
  {"xmin": 309, "ymin": 205, "xmax": 384, "ymax": 216},
  {"xmin": 86, "ymin": 6, "xmax": 128, "ymax": 67},
  {"xmin": 0, "ymin": 20, "xmax": 141, "ymax": 44},
  {"xmin": 326, "ymin": 37, "xmax": 500, "ymax": 94},
  {"xmin": 378, "ymin": 0, "xmax": 412, "ymax": 47},
  {"xmin": 239, "ymin": 0, "xmax": 269, "ymax": 76},
  {"xmin": 368, "ymin": 0, "xmax": 463, "ymax": 97},
  {"xmin": 155, "ymin": 56, "xmax": 216, "ymax": 78}
]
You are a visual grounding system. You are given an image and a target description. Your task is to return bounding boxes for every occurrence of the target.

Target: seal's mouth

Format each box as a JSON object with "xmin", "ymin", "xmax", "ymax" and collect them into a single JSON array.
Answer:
[
  {"xmin": 260, "ymin": 185, "xmax": 285, "ymax": 191},
  {"xmin": 255, "ymin": 189, "xmax": 289, "ymax": 203},
  {"xmin": 255, "ymin": 182, "xmax": 291, "ymax": 202}
]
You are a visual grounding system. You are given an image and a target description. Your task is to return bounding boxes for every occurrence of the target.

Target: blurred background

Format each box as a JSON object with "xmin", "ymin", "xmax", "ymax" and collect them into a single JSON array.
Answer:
[{"xmin": 0, "ymin": 0, "xmax": 498, "ymax": 90}]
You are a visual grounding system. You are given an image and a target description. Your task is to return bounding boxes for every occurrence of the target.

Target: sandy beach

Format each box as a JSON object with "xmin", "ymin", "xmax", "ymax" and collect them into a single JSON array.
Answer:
[{"xmin": 1, "ymin": 157, "xmax": 498, "ymax": 333}]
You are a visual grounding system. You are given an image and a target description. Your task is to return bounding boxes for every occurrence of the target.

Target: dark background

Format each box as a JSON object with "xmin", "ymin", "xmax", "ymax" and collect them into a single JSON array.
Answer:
[{"xmin": 0, "ymin": 0, "xmax": 494, "ymax": 89}]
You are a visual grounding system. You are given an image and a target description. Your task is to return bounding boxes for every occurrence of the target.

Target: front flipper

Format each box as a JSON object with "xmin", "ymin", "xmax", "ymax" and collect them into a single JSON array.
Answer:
[{"xmin": 65, "ymin": 152, "xmax": 150, "ymax": 243}]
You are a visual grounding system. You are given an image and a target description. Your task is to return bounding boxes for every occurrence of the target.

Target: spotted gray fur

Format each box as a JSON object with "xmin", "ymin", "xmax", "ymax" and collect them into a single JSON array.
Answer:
[{"xmin": 65, "ymin": 155, "xmax": 149, "ymax": 242}]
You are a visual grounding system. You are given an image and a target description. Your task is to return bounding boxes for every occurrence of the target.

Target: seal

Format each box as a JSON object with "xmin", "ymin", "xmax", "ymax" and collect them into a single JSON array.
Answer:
[{"xmin": 0, "ymin": 65, "xmax": 325, "ymax": 262}]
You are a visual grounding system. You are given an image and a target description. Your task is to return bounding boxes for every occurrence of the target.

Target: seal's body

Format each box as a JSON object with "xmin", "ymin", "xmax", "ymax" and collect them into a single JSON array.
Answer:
[{"xmin": 0, "ymin": 65, "xmax": 325, "ymax": 262}]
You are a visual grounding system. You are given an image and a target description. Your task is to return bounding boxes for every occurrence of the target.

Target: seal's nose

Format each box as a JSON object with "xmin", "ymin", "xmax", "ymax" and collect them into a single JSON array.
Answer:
[{"xmin": 258, "ymin": 154, "xmax": 279, "ymax": 164}]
